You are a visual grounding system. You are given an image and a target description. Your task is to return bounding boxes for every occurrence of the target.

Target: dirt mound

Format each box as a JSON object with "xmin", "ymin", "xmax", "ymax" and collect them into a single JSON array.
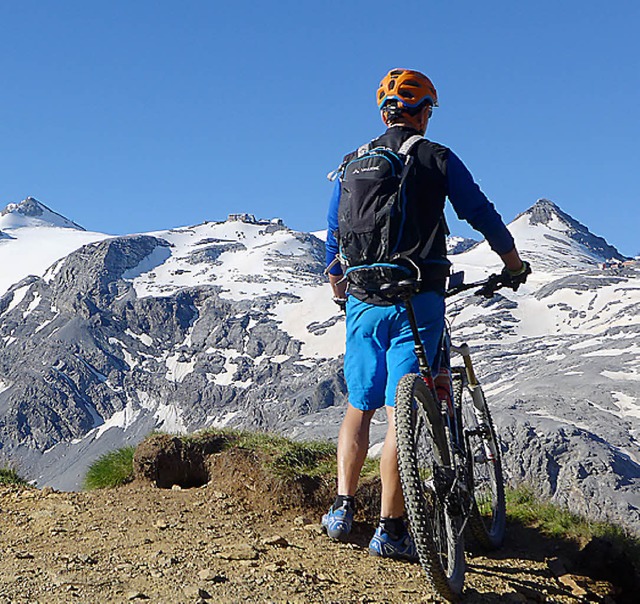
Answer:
[
  {"xmin": 0, "ymin": 438, "xmax": 637, "ymax": 603},
  {"xmin": 132, "ymin": 433, "xmax": 380, "ymax": 522}
]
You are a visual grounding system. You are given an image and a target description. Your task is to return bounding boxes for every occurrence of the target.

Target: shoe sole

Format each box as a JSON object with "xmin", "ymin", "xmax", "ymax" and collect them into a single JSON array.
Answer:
[
  {"xmin": 325, "ymin": 526, "xmax": 351, "ymax": 541},
  {"xmin": 368, "ymin": 547, "xmax": 417, "ymax": 562}
]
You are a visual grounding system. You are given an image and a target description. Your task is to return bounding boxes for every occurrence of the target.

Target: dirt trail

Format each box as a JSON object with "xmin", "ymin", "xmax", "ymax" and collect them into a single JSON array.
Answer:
[{"xmin": 0, "ymin": 447, "xmax": 634, "ymax": 603}]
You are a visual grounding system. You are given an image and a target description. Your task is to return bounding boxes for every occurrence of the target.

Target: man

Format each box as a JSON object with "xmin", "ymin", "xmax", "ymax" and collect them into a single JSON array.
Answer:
[{"xmin": 322, "ymin": 68, "xmax": 529, "ymax": 559}]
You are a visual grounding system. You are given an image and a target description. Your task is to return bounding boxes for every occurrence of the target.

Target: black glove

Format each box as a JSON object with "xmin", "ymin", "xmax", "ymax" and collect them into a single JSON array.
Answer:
[
  {"xmin": 502, "ymin": 261, "xmax": 531, "ymax": 291},
  {"xmin": 475, "ymin": 261, "xmax": 532, "ymax": 298},
  {"xmin": 333, "ymin": 297, "xmax": 347, "ymax": 313}
]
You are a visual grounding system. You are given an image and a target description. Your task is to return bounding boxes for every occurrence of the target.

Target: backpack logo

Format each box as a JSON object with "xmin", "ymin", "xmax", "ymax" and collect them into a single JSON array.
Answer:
[{"xmin": 353, "ymin": 166, "xmax": 380, "ymax": 174}]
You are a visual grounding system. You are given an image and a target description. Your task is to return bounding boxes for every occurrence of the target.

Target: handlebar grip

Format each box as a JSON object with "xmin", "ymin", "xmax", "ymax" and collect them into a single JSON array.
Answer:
[{"xmin": 474, "ymin": 273, "xmax": 503, "ymax": 298}]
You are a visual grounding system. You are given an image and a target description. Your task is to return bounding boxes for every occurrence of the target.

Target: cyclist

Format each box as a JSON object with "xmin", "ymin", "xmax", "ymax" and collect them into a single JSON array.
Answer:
[{"xmin": 322, "ymin": 68, "xmax": 530, "ymax": 559}]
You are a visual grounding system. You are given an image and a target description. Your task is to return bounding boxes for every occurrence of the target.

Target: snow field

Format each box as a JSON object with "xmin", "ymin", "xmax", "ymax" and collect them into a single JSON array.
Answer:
[{"xmin": 0, "ymin": 227, "xmax": 112, "ymax": 297}]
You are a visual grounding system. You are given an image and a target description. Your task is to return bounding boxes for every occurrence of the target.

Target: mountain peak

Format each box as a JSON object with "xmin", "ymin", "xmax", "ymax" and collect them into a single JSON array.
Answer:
[
  {"xmin": 0, "ymin": 197, "xmax": 85, "ymax": 231},
  {"xmin": 514, "ymin": 199, "xmax": 626, "ymax": 263},
  {"xmin": 520, "ymin": 198, "xmax": 571, "ymax": 227}
]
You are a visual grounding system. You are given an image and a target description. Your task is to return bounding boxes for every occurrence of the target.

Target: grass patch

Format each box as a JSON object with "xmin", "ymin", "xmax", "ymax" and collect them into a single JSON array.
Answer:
[
  {"xmin": 507, "ymin": 484, "xmax": 640, "ymax": 566},
  {"xmin": 507, "ymin": 484, "xmax": 592, "ymax": 540},
  {"xmin": 84, "ymin": 446, "xmax": 136, "ymax": 490},
  {"xmin": 196, "ymin": 428, "xmax": 339, "ymax": 480},
  {"xmin": 0, "ymin": 466, "xmax": 27, "ymax": 486},
  {"xmin": 146, "ymin": 428, "xmax": 382, "ymax": 483},
  {"xmin": 151, "ymin": 428, "xmax": 380, "ymax": 483}
]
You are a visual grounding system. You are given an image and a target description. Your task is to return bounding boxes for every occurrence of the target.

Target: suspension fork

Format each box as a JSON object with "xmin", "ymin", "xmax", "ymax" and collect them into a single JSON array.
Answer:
[
  {"xmin": 453, "ymin": 343, "xmax": 497, "ymax": 464},
  {"xmin": 451, "ymin": 342, "xmax": 485, "ymax": 413}
]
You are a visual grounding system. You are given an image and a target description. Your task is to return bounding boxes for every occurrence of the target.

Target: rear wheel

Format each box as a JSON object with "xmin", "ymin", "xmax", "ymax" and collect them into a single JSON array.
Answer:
[
  {"xmin": 453, "ymin": 371, "xmax": 506, "ymax": 549},
  {"xmin": 395, "ymin": 374, "xmax": 465, "ymax": 601}
]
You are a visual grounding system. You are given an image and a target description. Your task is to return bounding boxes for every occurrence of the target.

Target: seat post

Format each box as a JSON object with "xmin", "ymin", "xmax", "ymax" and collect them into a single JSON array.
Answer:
[{"xmin": 403, "ymin": 296, "xmax": 432, "ymax": 379}]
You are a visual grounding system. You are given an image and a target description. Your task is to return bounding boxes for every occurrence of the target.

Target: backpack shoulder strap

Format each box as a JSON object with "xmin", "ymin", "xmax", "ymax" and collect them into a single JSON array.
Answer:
[
  {"xmin": 398, "ymin": 134, "xmax": 424, "ymax": 157},
  {"xmin": 357, "ymin": 141, "xmax": 373, "ymax": 157},
  {"xmin": 327, "ymin": 144, "xmax": 369, "ymax": 181},
  {"xmin": 418, "ymin": 219, "xmax": 442, "ymax": 260}
]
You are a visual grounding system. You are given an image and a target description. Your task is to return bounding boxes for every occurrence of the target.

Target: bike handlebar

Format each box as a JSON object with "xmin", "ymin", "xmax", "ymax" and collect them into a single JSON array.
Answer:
[
  {"xmin": 385, "ymin": 273, "xmax": 511, "ymax": 301},
  {"xmin": 352, "ymin": 264, "xmax": 530, "ymax": 302},
  {"xmin": 445, "ymin": 272, "xmax": 507, "ymax": 299},
  {"xmin": 446, "ymin": 263, "xmax": 531, "ymax": 299}
]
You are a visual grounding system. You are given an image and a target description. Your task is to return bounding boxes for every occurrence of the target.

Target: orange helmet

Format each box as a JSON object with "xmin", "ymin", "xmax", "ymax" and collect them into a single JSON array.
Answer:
[{"xmin": 376, "ymin": 68, "xmax": 438, "ymax": 110}]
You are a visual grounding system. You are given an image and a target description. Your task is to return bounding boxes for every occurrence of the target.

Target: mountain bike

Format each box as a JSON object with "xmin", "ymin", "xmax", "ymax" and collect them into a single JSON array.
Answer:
[{"xmin": 391, "ymin": 271, "xmax": 511, "ymax": 602}]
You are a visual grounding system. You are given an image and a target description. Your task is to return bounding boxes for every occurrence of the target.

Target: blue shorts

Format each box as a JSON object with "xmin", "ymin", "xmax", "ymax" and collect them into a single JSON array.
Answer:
[{"xmin": 344, "ymin": 292, "xmax": 445, "ymax": 411}]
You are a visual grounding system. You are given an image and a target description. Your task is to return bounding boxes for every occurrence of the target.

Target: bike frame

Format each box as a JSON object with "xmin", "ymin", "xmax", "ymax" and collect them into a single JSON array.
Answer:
[
  {"xmin": 402, "ymin": 285, "xmax": 495, "ymax": 459},
  {"xmin": 402, "ymin": 270, "xmax": 507, "ymax": 400}
]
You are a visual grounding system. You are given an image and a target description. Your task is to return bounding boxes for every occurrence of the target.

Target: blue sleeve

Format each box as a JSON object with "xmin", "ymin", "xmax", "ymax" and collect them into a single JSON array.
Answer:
[
  {"xmin": 325, "ymin": 179, "xmax": 343, "ymax": 275},
  {"xmin": 447, "ymin": 151, "xmax": 515, "ymax": 255}
]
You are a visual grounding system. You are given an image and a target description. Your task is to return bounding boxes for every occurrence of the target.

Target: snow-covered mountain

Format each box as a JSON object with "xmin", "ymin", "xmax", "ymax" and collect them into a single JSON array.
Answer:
[
  {"xmin": 443, "ymin": 201, "xmax": 639, "ymax": 532},
  {"xmin": 446, "ymin": 235, "xmax": 477, "ymax": 255},
  {"xmin": 0, "ymin": 196, "xmax": 85, "ymax": 230},
  {"xmin": 0, "ymin": 197, "xmax": 638, "ymax": 536},
  {"xmin": 0, "ymin": 207, "xmax": 345, "ymax": 490},
  {"xmin": 0, "ymin": 198, "xmax": 111, "ymax": 296}
]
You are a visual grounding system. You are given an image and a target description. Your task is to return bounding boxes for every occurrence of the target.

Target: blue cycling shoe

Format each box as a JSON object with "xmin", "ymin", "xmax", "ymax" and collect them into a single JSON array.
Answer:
[
  {"xmin": 368, "ymin": 526, "xmax": 418, "ymax": 561},
  {"xmin": 321, "ymin": 503, "xmax": 354, "ymax": 541}
]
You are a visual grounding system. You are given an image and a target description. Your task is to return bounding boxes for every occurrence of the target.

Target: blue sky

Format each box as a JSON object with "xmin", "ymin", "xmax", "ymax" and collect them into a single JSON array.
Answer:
[{"xmin": 1, "ymin": 1, "xmax": 638, "ymax": 255}]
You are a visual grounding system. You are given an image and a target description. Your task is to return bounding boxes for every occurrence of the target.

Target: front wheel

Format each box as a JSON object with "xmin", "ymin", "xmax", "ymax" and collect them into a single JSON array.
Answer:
[
  {"xmin": 453, "ymin": 372, "xmax": 506, "ymax": 549},
  {"xmin": 395, "ymin": 374, "xmax": 465, "ymax": 602}
]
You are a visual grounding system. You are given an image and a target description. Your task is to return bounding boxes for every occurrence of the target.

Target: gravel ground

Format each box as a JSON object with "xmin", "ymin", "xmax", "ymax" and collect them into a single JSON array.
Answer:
[{"xmin": 0, "ymin": 479, "xmax": 625, "ymax": 604}]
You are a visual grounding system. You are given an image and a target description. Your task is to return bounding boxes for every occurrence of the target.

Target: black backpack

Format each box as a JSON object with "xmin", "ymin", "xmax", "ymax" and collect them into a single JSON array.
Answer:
[{"xmin": 334, "ymin": 135, "xmax": 440, "ymax": 302}]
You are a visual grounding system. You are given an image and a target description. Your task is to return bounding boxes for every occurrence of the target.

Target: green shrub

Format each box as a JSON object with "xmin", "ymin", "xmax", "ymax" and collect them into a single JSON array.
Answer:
[
  {"xmin": 0, "ymin": 466, "xmax": 27, "ymax": 486},
  {"xmin": 84, "ymin": 446, "xmax": 135, "ymax": 490}
]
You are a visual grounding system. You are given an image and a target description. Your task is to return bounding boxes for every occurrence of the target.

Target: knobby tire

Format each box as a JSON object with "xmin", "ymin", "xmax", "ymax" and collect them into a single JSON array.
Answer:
[
  {"xmin": 453, "ymin": 373, "xmax": 506, "ymax": 549},
  {"xmin": 395, "ymin": 374, "xmax": 465, "ymax": 602}
]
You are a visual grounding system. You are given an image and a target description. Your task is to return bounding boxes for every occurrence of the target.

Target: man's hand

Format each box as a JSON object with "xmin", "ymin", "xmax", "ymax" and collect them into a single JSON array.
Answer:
[
  {"xmin": 333, "ymin": 296, "xmax": 347, "ymax": 312},
  {"xmin": 329, "ymin": 273, "xmax": 347, "ymax": 298},
  {"xmin": 329, "ymin": 273, "xmax": 347, "ymax": 313},
  {"xmin": 501, "ymin": 260, "xmax": 531, "ymax": 291},
  {"xmin": 499, "ymin": 248, "xmax": 531, "ymax": 292}
]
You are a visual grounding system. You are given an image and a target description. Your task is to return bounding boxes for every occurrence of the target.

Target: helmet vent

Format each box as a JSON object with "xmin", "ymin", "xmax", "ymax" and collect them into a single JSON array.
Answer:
[{"xmin": 377, "ymin": 68, "xmax": 438, "ymax": 109}]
